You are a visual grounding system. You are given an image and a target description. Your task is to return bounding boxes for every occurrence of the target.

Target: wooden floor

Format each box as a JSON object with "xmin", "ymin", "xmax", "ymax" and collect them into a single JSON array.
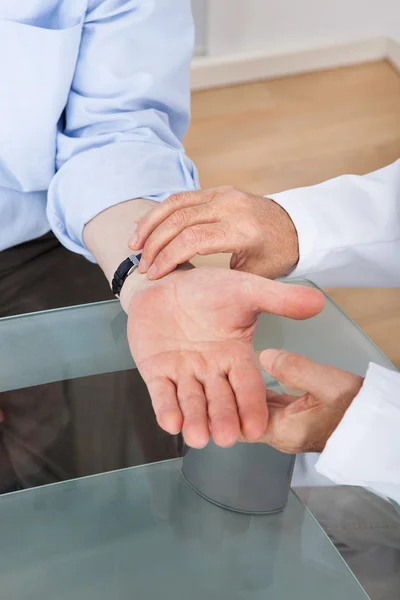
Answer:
[{"xmin": 185, "ymin": 60, "xmax": 400, "ymax": 369}]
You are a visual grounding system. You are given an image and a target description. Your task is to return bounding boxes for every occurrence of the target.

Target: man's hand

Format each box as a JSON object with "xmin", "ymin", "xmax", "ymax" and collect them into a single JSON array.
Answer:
[
  {"xmin": 127, "ymin": 268, "xmax": 324, "ymax": 449},
  {"xmin": 129, "ymin": 187, "xmax": 299, "ymax": 280},
  {"xmin": 257, "ymin": 350, "xmax": 364, "ymax": 453}
]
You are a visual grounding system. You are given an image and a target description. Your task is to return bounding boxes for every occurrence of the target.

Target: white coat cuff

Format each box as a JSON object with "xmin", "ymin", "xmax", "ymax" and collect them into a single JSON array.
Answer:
[{"xmin": 316, "ymin": 363, "xmax": 400, "ymax": 502}]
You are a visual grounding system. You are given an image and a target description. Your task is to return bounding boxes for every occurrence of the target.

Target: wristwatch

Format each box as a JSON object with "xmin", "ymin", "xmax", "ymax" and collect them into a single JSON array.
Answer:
[{"xmin": 111, "ymin": 253, "xmax": 142, "ymax": 297}]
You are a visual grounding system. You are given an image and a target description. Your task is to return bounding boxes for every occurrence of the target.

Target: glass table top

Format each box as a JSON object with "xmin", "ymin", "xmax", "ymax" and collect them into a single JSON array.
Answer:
[
  {"xmin": 0, "ymin": 460, "xmax": 369, "ymax": 600},
  {"xmin": 0, "ymin": 278, "xmax": 395, "ymax": 599}
]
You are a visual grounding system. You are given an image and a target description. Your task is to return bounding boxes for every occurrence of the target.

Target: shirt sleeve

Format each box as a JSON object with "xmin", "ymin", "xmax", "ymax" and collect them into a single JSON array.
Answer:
[
  {"xmin": 47, "ymin": 0, "xmax": 199, "ymax": 261},
  {"xmin": 269, "ymin": 160, "xmax": 400, "ymax": 287},
  {"xmin": 316, "ymin": 363, "xmax": 400, "ymax": 505}
]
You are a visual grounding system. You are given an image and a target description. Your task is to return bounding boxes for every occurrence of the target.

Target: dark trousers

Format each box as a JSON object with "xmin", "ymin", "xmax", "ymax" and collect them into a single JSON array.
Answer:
[{"xmin": 0, "ymin": 233, "xmax": 182, "ymax": 493}]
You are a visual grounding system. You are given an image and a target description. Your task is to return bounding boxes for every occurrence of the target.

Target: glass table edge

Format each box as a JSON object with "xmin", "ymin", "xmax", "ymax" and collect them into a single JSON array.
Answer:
[
  {"xmin": 0, "ymin": 456, "xmax": 183, "ymax": 501},
  {"xmin": 0, "ymin": 297, "xmax": 120, "ymax": 324}
]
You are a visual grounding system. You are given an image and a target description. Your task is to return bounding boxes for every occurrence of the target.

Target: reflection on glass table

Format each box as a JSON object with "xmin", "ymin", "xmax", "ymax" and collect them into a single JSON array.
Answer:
[{"xmin": 0, "ymin": 279, "xmax": 396, "ymax": 599}]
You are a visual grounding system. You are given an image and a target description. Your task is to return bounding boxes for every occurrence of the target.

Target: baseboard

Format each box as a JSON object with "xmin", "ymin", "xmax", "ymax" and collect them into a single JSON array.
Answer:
[
  {"xmin": 191, "ymin": 37, "xmax": 388, "ymax": 90},
  {"xmin": 387, "ymin": 38, "xmax": 400, "ymax": 72}
]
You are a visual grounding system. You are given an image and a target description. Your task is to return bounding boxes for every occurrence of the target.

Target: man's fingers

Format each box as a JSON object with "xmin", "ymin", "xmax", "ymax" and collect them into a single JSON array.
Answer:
[
  {"xmin": 146, "ymin": 224, "xmax": 238, "ymax": 280},
  {"xmin": 203, "ymin": 375, "xmax": 241, "ymax": 448},
  {"xmin": 260, "ymin": 349, "xmax": 360, "ymax": 401},
  {"xmin": 147, "ymin": 377, "xmax": 183, "ymax": 435},
  {"xmin": 130, "ymin": 190, "xmax": 215, "ymax": 250},
  {"xmin": 228, "ymin": 357, "xmax": 268, "ymax": 442},
  {"xmin": 177, "ymin": 377, "xmax": 210, "ymax": 449},
  {"xmin": 139, "ymin": 204, "xmax": 219, "ymax": 273},
  {"xmin": 243, "ymin": 275, "xmax": 325, "ymax": 320}
]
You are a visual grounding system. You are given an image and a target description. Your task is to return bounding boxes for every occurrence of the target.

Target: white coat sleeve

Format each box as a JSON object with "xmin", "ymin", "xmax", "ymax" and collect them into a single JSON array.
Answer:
[
  {"xmin": 315, "ymin": 363, "xmax": 400, "ymax": 506},
  {"xmin": 271, "ymin": 162, "xmax": 400, "ymax": 506},
  {"xmin": 269, "ymin": 160, "xmax": 400, "ymax": 287}
]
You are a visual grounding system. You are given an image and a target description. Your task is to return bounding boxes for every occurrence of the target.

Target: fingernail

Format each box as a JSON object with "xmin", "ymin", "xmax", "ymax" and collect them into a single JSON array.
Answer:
[
  {"xmin": 147, "ymin": 264, "xmax": 158, "ymax": 279},
  {"xmin": 129, "ymin": 233, "xmax": 138, "ymax": 249},
  {"xmin": 259, "ymin": 349, "xmax": 282, "ymax": 373},
  {"xmin": 128, "ymin": 223, "xmax": 138, "ymax": 248},
  {"xmin": 139, "ymin": 258, "xmax": 147, "ymax": 273}
]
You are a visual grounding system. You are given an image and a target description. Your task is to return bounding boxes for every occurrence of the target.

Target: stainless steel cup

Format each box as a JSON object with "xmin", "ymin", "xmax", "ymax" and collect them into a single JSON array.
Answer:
[{"xmin": 182, "ymin": 440, "xmax": 295, "ymax": 514}]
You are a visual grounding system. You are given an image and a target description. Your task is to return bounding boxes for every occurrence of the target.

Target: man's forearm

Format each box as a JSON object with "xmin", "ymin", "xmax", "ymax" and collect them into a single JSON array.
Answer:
[
  {"xmin": 83, "ymin": 199, "xmax": 159, "ymax": 312},
  {"xmin": 83, "ymin": 198, "xmax": 192, "ymax": 312}
]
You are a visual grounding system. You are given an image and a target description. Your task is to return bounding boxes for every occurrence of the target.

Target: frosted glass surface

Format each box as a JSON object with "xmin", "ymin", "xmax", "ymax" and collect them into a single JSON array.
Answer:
[{"xmin": 0, "ymin": 460, "xmax": 369, "ymax": 600}]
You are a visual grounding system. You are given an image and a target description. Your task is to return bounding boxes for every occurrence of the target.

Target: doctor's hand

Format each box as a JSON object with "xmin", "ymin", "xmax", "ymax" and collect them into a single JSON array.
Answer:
[
  {"xmin": 127, "ymin": 268, "xmax": 324, "ymax": 449},
  {"xmin": 129, "ymin": 187, "xmax": 299, "ymax": 280},
  {"xmin": 257, "ymin": 350, "xmax": 364, "ymax": 453}
]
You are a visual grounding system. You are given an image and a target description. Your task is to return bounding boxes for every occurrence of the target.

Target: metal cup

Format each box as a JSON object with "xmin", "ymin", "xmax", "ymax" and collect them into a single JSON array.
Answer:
[{"xmin": 182, "ymin": 440, "xmax": 295, "ymax": 515}]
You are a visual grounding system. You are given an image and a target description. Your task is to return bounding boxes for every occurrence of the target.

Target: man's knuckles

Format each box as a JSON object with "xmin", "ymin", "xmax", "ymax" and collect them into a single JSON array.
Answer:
[{"xmin": 168, "ymin": 208, "xmax": 190, "ymax": 231}]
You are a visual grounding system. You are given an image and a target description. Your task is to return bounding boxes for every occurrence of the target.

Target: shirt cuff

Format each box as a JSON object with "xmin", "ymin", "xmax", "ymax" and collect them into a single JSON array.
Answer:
[
  {"xmin": 316, "ymin": 363, "xmax": 400, "ymax": 499},
  {"xmin": 47, "ymin": 141, "xmax": 199, "ymax": 261}
]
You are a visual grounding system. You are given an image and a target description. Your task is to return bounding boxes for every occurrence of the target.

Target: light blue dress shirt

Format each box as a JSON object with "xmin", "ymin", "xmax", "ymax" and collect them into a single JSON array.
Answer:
[{"xmin": 0, "ymin": 0, "xmax": 198, "ymax": 260}]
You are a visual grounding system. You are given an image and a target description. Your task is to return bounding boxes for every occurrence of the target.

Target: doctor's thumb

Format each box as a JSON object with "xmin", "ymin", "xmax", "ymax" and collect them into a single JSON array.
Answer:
[{"xmin": 259, "ymin": 349, "xmax": 325, "ymax": 397}]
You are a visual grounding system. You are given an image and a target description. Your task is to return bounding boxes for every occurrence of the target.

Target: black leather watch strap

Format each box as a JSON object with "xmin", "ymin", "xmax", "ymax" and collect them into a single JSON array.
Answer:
[{"xmin": 112, "ymin": 253, "xmax": 142, "ymax": 297}]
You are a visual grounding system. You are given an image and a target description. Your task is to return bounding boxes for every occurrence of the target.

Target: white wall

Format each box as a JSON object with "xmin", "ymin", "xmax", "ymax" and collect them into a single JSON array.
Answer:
[
  {"xmin": 206, "ymin": 0, "xmax": 400, "ymax": 57},
  {"xmin": 192, "ymin": 0, "xmax": 207, "ymax": 54},
  {"xmin": 387, "ymin": 5, "xmax": 400, "ymax": 43},
  {"xmin": 191, "ymin": 0, "xmax": 400, "ymax": 89}
]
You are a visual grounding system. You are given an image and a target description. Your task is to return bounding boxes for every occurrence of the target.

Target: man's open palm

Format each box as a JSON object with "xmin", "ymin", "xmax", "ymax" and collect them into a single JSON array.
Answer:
[{"xmin": 128, "ymin": 268, "xmax": 324, "ymax": 448}]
